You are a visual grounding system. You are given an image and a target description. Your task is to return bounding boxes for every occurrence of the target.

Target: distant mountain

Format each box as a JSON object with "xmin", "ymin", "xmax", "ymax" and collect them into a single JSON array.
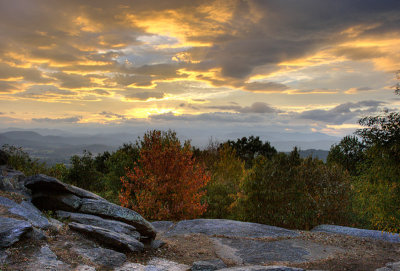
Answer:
[{"xmin": 298, "ymin": 149, "xmax": 330, "ymax": 162}]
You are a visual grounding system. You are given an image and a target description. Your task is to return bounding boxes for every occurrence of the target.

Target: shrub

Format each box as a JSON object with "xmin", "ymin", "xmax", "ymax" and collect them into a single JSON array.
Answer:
[
  {"xmin": 204, "ymin": 144, "xmax": 245, "ymax": 218},
  {"xmin": 119, "ymin": 130, "xmax": 210, "ymax": 220},
  {"xmin": 235, "ymin": 149, "xmax": 352, "ymax": 230}
]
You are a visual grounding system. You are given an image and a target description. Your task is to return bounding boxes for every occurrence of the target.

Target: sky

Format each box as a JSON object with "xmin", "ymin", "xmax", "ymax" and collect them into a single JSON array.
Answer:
[{"xmin": 0, "ymin": 0, "xmax": 399, "ymax": 147}]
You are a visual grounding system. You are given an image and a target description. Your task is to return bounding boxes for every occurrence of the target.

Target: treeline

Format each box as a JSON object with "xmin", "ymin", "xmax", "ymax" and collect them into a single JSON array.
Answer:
[{"xmin": 1, "ymin": 111, "xmax": 399, "ymax": 232}]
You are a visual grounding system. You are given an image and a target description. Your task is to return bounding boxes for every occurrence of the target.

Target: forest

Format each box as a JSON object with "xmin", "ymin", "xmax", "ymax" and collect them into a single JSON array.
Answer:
[{"xmin": 1, "ymin": 90, "xmax": 399, "ymax": 233}]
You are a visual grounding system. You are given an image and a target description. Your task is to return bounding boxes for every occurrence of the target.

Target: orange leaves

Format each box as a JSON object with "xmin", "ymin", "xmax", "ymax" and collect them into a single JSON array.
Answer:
[{"xmin": 119, "ymin": 130, "xmax": 210, "ymax": 220}]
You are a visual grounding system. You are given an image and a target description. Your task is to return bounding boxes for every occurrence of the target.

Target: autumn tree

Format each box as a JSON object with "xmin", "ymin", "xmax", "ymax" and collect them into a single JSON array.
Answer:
[{"xmin": 119, "ymin": 130, "xmax": 210, "ymax": 220}]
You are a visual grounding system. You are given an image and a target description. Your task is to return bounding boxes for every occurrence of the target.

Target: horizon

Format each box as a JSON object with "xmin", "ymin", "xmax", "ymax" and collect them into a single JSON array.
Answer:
[{"xmin": 0, "ymin": 1, "xmax": 399, "ymax": 141}]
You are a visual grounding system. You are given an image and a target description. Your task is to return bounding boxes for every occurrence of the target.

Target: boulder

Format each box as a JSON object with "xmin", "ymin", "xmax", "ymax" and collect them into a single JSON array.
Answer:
[
  {"xmin": 8, "ymin": 200, "xmax": 50, "ymax": 229},
  {"xmin": 25, "ymin": 174, "xmax": 105, "ymax": 201},
  {"xmin": 31, "ymin": 192, "xmax": 82, "ymax": 211},
  {"xmin": 0, "ymin": 217, "xmax": 32, "ymax": 248},
  {"xmin": 0, "ymin": 167, "xmax": 28, "ymax": 193},
  {"xmin": 79, "ymin": 198, "xmax": 156, "ymax": 239},
  {"xmin": 56, "ymin": 210, "xmax": 140, "ymax": 239},
  {"xmin": 163, "ymin": 219, "xmax": 299, "ymax": 238},
  {"xmin": 72, "ymin": 247, "xmax": 127, "ymax": 268},
  {"xmin": 312, "ymin": 224, "xmax": 400, "ymax": 243},
  {"xmin": 152, "ymin": 220, "xmax": 175, "ymax": 234},
  {"xmin": 191, "ymin": 259, "xmax": 227, "ymax": 271},
  {"xmin": 69, "ymin": 222, "xmax": 144, "ymax": 252}
]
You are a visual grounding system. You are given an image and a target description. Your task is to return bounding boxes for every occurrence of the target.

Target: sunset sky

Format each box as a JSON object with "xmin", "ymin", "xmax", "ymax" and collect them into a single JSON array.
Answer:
[{"xmin": 0, "ymin": 0, "xmax": 399, "ymax": 145}]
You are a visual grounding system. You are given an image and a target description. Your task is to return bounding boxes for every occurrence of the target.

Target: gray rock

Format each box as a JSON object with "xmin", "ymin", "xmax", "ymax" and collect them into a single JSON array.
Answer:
[
  {"xmin": 191, "ymin": 259, "xmax": 227, "ymax": 271},
  {"xmin": 0, "ymin": 195, "xmax": 19, "ymax": 208},
  {"xmin": 25, "ymin": 227, "xmax": 47, "ymax": 241},
  {"xmin": 152, "ymin": 221, "xmax": 175, "ymax": 234},
  {"xmin": 164, "ymin": 219, "xmax": 299, "ymax": 239},
  {"xmin": 28, "ymin": 245, "xmax": 70, "ymax": 271},
  {"xmin": 0, "ymin": 250, "xmax": 9, "ymax": 264},
  {"xmin": 79, "ymin": 198, "xmax": 156, "ymax": 239},
  {"xmin": 149, "ymin": 239, "xmax": 166, "ymax": 249},
  {"xmin": 212, "ymin": 238, "xmax": 343, "ymax": 265},
  {"xmin": 73, "ymin": 247, "xmax": 127, "ymax": 267},
  {"xmin": 75, "ymin": 265, "xmax": 96, "ymax": 271},
  {"xmin": 0, "ymin": 217, "xmax": 32, "ymax": 248},
  {"xmin": 386, "ymin": 261, "xmax": 400, "ymax": 271},
  {"xmin": 0, "ymin": 168, "xmax": 28, "ymax": 194},
  {"xmin": 312, "ymin": 224, "xmax": 400, "ymax": 243},
  {"xmin": 32, "ymin": 192, "xmax": 82, "ymax": 211},
  {"xmin": 8, "ymin": 200, "xmax": 50, "ymax": 229},
  {"xmin": 56, "ymin": 210, "xmax": 140, "ymax": 239},
  {"xmin": 376, "ymin": 268, "xmax": 392, "ymax": 271},
  {"xmin": 217, "ymin": 266, "xmax": 304, "ymax": 271},
  {"xmin": 25, "ymin": 174, "xmax": 105, "ymax": 201},
  {"xmin": 69, "ymin": 222, "xmax": 144, "ymax": 252}
]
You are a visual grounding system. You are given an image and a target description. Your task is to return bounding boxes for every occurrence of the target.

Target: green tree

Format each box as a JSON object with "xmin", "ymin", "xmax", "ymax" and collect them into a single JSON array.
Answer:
[
  {"xmin": 236, "ymin": 148, "xmax": 351, "ymax": 229},
  {"xmin": 204, "ymin": 144, "xmax": 245, "ymax": 218},
  {"xmin": 224, "ymin": 136, "xmax": 277, "ymax": 168},
  {"xmin": 327, "ymin": 135, "xmax": 365, "ymax": 175},
  {"xmin": 64, "ymin": 150, "xmax": 103, "ymax": 191}
]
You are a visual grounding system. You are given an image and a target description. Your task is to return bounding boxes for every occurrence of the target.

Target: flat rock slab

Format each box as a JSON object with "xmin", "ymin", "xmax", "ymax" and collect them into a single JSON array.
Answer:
[
  {"xmin": 69, "ymin": 222, "xmax": 144, "ymax": 252},
  {"xmin": 312, "ymin": 224, "xmax": 400, "ymax": 243},
  {"xmin": 79, "ymin": 198, "xmax": 156, "ymax": 238},
  {"xmin": 163, "ymin": 219, "xmax": 299, "ymax": 239},
  {"xmin": 152, "ymin": 221, "xmax": 175, "ymax": 234},
  {"xmin": 73, "ymin": 247, "xmax": 127, "ymax": 268},
  {"xmin": 0, "ymin": 196, "xmax": 50, "ymax": 229},
  {"xmin": 115, "ymin": 257, "xmax": 190, "ymax": 271},
  {"xmin": 212, "ymin": 237, "xmax": 343, "ymax": 265},
  {"xmin": 57, "ymin": 210, "xmax": 140, "ymax": 239},
  {"xmin": 27, "ymin": 245, "xmax": 70, "ymax": 271},
  {"xmin": 191, "ymin": 259, "xmax": 227, "ymax": 271},
  {"xmin": 217, "ymin": 266, "xmax": 304, "ymax": 271},
  {"xmin": 0, "ymin": 216, "xmax": 32, "ymax": 248}
]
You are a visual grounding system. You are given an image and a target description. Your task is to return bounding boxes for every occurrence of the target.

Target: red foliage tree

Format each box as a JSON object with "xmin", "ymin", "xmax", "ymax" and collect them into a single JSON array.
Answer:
[{"xmin": 119, "ymin": 130, "xmax": 210, "ymax": 220}]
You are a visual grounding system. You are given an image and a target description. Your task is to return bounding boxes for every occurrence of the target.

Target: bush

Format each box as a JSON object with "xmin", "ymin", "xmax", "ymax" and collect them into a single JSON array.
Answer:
[
  {"xmin": 1, "ymin": 145, "xmax": 47, "ymax": 176},
  {"xmin": 204, "ymin": 144, "xmax": 245, "ymax": 219},
  {"xmin": 119, "ymin": 130, "xmax": 210, "ymax": 220},
  {"xmin": 235, "ymin": 149, "xmax": 352, "ymax": 230}
]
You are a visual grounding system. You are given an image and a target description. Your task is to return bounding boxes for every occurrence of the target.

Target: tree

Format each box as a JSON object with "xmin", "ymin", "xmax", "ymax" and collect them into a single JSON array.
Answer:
[
  {"xmin": 224, "ymin": 136, "xmax": 277, "ymax": 168},
  {"xmin": 327, "ymin": 135, "xmax": 365, "ymax": 175},
  {"xmin": 119, "ymin": 130, "xmax": 210, "ymax": 220},
  {"xmin": 204, "ymin": 144, "xmax": 245, "ymax": 218}
]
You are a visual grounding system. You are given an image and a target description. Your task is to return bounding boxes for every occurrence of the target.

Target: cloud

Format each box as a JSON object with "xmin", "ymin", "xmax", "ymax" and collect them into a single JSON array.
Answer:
[
  {"xmin": 32, "ymin": 116, "xmax": 82, "ymax": 123},
  {"xmin": 241, "ymin": 82, "xmax": 289, "ymax": 92},
  {"xmin": 124, "ymin": 91, "xmax": 165, "ymax": 101},
  {"xmin": 17, "ymin": 85, "xmax": 75, "ymax": 99},
  {"xmin": 345, "ymin": 87, "xmax": 373, "ymax": 94},
  {"xmin": 207, "ymin": 102, "xmax": 279, "ymax": 114},
  {"xmin": 51, "ymin": 72, "xmax": 93, "ymax": 89},
  {"xmin": 99, "ymin": 111, "xmax": 126, "ymax": 120},
  {"xmin": 150, "ymin": 112, "xmax": 264, "ymax": 123},
  {"xmin": 297, "ymin": 100, "xmax": 385, "ymax": 124}
]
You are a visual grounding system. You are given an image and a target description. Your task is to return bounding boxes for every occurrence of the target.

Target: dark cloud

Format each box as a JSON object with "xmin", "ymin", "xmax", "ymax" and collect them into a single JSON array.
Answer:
[
  {"xmin": 124, "ymin": 91, "xmax": 165, "ymax": 101},
  {"xmin": 333, "ymin": 46, "xmax": 386, "ymax": 60},
  {"xmin": 207, "ymin": 102, "xmax": 278, "ymax": 114},
  {"xmin": 51, "ymin": 72, "xmax": 93, "ymax": 89},
  {"xmin": 0, "ymin": 81, "xmax": 17, "ymax": 93},
  {"xmin": 150, "ymin": 112, "xmax": 264, "ymax": 123},
  {"xmin": 297, "ymin": 100, "xmax": 385, "ymax": 124},
  {"xmin": 32, "ymin": 116, "xmax": 82, "ymax": 123},
  {"xmin": 17, "ymin": 85, "xmax": 75, "ymax": 98},
  {"xmin": 99, "ymin": 111, "xmax": 126, "ymax": 120},
  {"xmin": 241, "ymin": 82, "xmax": 290, "ymax": 92}
]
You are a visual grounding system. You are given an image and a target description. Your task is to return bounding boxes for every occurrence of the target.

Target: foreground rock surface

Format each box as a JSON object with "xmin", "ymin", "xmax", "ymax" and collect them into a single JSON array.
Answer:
[
  {"xmin": 159, "ymin": 219, "xmax": 299, "ymax": 238},
  {"xmin": 312, "ymin": 224, "xmax": 400, "ymax": 243}
]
